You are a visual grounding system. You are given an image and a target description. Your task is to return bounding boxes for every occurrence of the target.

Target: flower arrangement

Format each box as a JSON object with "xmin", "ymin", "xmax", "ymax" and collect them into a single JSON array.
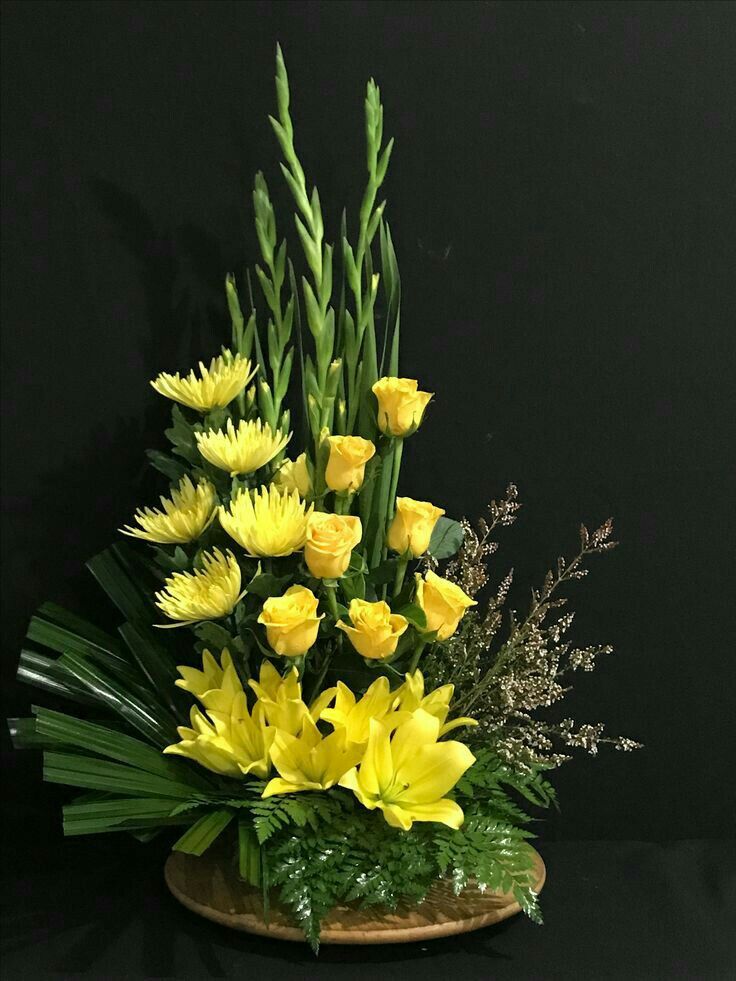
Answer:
[{"xmin": 9, "ymin": 48, "xmax": 639, "ymax": 951}]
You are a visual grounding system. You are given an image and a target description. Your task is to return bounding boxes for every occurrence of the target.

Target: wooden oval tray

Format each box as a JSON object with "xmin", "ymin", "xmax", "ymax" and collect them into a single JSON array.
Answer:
[{"xmin": 165, "ymin": 845, "xmax": 545, "ymax": 944}]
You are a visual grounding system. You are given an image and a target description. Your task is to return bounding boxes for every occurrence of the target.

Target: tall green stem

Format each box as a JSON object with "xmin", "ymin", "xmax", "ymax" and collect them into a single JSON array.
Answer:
[
  {"xmin": 381, "ymin": 438, "xmax": 403, "ymax": 562},
  {"xmin": 393, "ymin": 553, "xmax": 409, "ymax": 597},
  {"xmin": 325, "ymin": 586, "xmax": 339, "ymax": 620},
  {"xmin": 408, "ymin": 639, "xmax": 427, "ymax": 674}
]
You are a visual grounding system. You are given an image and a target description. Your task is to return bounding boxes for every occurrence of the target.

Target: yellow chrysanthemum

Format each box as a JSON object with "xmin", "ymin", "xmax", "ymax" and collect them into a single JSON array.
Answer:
[
  {"xmin": 195, "ymin": 419, "xmax": 291, "ymax": 476},
  {"xmin": 120, "ymin": 476, "xmax": 216, "ymax": 544},
  {"xmin": 219, "ymin": 485, "xmax": 313, "ymax": 557},
  {"xmin": 151, "ymin": 351, "xmax": 256, "ymax": 413},
  {"xmin": 154, "ymin": 548, "xmax": 244, "ymax": 625}
]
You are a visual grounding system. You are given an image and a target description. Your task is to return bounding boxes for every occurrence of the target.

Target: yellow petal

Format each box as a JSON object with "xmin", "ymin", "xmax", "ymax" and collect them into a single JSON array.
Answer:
[
  {"xmin": 397, "ymin": 741, "xmax": 476, "ymax": 803},
  {"xmin": 401, "ymin": 799, "xmax": 466, "ymax": 829},
  {"xmin": 262, "ymin": 777, "xmax": 322, "ymax": 797},
  {"xmin": 358, "ymin": 718, "xmax": 394, "ymax": 796}
]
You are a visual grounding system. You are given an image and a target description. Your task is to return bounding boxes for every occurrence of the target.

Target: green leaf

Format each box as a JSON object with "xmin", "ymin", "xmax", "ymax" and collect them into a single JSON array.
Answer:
[
  {"xmin": 62, "ymin": 797, "xmax": 192, "ymax": 836},
  {"xmin": 247, "ymin": 569, "xmax": 293, "ymax": 600},
  {"xmin": 54, "ymin": 650, "xmax": 176, "ymax": 747},
  {"xmin": 238, "ymin": 820, "xmax": 262, "ymax": 886},
  {"xmin": 43, "ymin": 751, "xmax": 201, "ymax": 799},
  {"xmin": 7, "ymin": 717, "xmax": 46, "ymax": 749},
  {"xmin": 394, "ymin": 603, "xmax": 427, "ymax": 630},
  {"xmin": 118, "ymin": 622, "xmax": 181, "ymax": 715},
  {"xmin": 341, "ymin": 573, "xmax": 365, "ymax": 603},
  {"xmin": 32, "ymin": 706, "xmax": 214, "ymax": 788},
  {"xmin": 146, "ymin": 449, "xmax": 188, "ymax": 482},
  {"xmin": 193, "ymin": 622, "xmax": 235, "ymax": 651},
  {"xmin": 86, "ymin": 544, "xmax": 156, "ymax": 624},
  {"xmin": 17, "ymin": 649, "xmax": 98, "ymax": 706},
  {"xmin": 172, "ymin": 809, "xmax": 234, "ymax": 856},
  {"xmin": 365, "ymin": 557, "xmax": 398, "ymax": 586},
  {"xmin": 428, "ymin": 517, "xmax": 464, "ymax": 560}
]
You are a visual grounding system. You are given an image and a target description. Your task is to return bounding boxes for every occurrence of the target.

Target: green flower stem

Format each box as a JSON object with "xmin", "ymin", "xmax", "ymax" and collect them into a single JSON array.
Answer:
[
  {"xmin": 308, "ymin": 649, "xmax": 332, "ymax": 704},
  {"xmin": 381, "ymin": 437, "xmax": 403, "ymax": 562},
  {"xmin": 393, "ymin": 553, "xmax": 409, "ymax": 597},
  {"xmin": 408, "ymin": 638, "xmax": 427, "ymax": 674},
  {"xmin": 325, "ymin": 585, "xmax": 340, "ymax": 621},
  {"xmin": 369, "ymin": 439, "xmax": 395, "ymax": 567}
]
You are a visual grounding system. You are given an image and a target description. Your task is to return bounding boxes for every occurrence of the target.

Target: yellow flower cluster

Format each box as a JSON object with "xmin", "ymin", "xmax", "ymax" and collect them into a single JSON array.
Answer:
[{"xmin": 165, "ymin": 653, "xmax": 476, "ymax": 830}]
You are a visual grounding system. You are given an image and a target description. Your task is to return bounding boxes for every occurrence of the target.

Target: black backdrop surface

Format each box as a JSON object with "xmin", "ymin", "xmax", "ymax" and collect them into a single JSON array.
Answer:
[{"xmin": 2, "ymin": 0, "xmax": 735, "ymax": 860}]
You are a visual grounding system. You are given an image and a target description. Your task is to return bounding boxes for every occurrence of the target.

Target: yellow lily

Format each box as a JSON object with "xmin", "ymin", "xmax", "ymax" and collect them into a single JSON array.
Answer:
[
  {"xmin": 163, "ymin": 693, "xmax": 273, "ymax": 779},
  {"xmin": 248, "ymin": 661, "xmax": 335, "ymax": 736},
  {"xmin": 339, "ymin": 709, "xmax": 475, "ymax": 830},
  {"xmin": 392, "ymin": 670, "xmax": 478, "ymax": 736},
  {"xmin": 174, "ymin": 648, "xmax": 243, "ymax": 715},
  {"xmin": 262, "ymin": 715, "xmax": 363, "ymax": 797},
  {"xmin": 320, "ymin": 676, "xmax": 398, "ymax": 745}
]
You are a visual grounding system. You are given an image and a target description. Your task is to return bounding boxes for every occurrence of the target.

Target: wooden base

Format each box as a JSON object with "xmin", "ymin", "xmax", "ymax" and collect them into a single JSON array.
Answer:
[{"xmin": 165, "ymin": 845, "xmax": 546, "ymax": 945}]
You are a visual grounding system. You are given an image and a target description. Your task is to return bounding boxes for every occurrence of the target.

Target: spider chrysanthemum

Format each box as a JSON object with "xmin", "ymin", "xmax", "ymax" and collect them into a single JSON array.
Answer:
[
  {"xmin": 154, "ymin": 548, "xmax": 244, "ymax": 625},
  {"xmin": 120, "ymin": 476, "xmax": 216, "ymax": 544},
  {"xmin": 219, "ymin": 485, "xmax": 313, "ymax": 557},
  {"xmin": 195, "ymin": 418, "xmax": 291, "ymax": 476},
  {"xmin": 151, "ymin": 351, "xmax": 256, "ymax": 413}
]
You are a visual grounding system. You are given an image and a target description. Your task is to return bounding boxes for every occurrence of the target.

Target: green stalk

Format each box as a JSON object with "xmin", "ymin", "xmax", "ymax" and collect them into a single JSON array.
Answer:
[
  {"xmin": 308, "ymin": 650, "xmax": 333, "ymax": 704},
  {"xmin": 380, "ymin": 438, "xmax": 403, "ymax": 562},
  {"xmin": 393, "ymin": 553, "xmax": 409, "ymax": 597},
  {"xmin": 325, "ymin": 586, "xmax": 339, "ymax": 621},
  {"xmin": 408, "ymin": 639, "xmax": 427, "ymax": 674},
  {"xmin": 369, "ymin": 440, "xmax": 394, "ymax": 567}
]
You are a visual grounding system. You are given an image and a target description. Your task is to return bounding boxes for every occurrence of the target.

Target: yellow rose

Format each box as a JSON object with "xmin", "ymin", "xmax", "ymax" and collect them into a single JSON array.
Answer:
[
  {"xmin": 415, "ymin": 571, "xmax": 477, "ymax": 641},
  {"xmin": 337, "ymin": 599, "xmax": 408, "ymax": 661},
  {"xmin": 387, "ymin": 497, "xmax": 445, "ymax": 557},
  {"xmin": 372, "ymin": 377, "xmax": 433, "ymax": 436},
  {"xmin": 274, "ymin": 452, "xmax": 312, "ymax": 498},
  {"xmin": 325, "ymin": 436, "xmax": 376, "ymax": 493},
  {"xmin": 257, "ymin": 585, "xmax": 324, "ymax": 657},
  {"xmin": 304, "ymin": 513, "xmax": 362, "ymax": 579}
]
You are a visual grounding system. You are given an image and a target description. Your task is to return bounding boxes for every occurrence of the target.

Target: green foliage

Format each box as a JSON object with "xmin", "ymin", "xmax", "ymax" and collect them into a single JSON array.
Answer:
[
  {"xmin": 434, "ymin": 812, "xmax": 542, "ymax": 923},
  {"xmin": 172, "ymin": 809, "xmax": 234, "ymax": 855},
  {"xmin": 456, "ymin": 746, "xmax": 557, "ymax": 813},
  {"xmin": 242, "ymin": 783, "xmax": 349, "ymax": 845},
  {"xmin": 428, "ymin": 516, "xmax": 464, "ymax": 560}
]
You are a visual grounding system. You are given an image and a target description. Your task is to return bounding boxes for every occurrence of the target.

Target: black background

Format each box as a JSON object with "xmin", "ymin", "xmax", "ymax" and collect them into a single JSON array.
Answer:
[{"xmin": 2, "ymin": 0, "xmax": 735, "ymax": 936}]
